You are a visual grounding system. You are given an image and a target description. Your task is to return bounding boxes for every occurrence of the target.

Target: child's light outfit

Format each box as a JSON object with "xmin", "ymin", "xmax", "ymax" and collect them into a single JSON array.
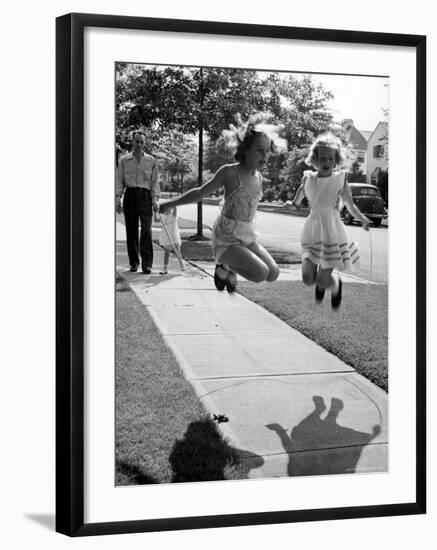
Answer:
[
  {"xmin": 159, "ymin": 210, "xmax": 181, "ymax": 249},
  {"xmin": 301, "ymin": 170, "xmax": 359, "ymax": 271},
  {"xmin": 211, "ymin": 165, "xmax": 262, "ymax": 262}
]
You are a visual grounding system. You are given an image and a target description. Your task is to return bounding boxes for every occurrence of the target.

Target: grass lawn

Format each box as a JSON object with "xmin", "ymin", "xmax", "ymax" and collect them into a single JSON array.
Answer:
[
  {"xmin": 237, "ymin": 280, "xmax": 388, "ymax": 392},
  {"xmin": 115, "ymin": 279, "xmax": 249, "ymax": 485}
]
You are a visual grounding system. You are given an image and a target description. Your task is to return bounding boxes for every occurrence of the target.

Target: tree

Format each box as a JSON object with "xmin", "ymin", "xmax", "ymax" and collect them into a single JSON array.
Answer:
[
  {"xmin": 348, "ymin": 160, "xmax": 367, "ymax": 183},
  {"xmin": 278, "ymin": 146, "xmax": 310, "ymax": 198},
  {"xmin": 153, "ymin": 129, "xmax": 197, "ymax": 192},
  {"xmin": 204, "ymin": 135, "xmax": 234, "ymax": 174},
  {"xmin": 377, "ymin": 169, "xmax": 389, "ymax": 207},
  {"xmin": 273, "ymin": 74, "xmax": 335, "ymax": 148},
  {"xmin": 116, "ymin": 65, "xmax": 273, "ymax": 238}
]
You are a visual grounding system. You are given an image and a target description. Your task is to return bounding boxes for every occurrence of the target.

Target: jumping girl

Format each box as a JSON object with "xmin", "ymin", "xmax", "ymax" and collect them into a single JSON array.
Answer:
[
  {"xmin": 290, "ymin": 133, "xmax": 370, "ymax": 309},
  {"xmin": 159, "ymin": 113, "xmax": 286, "ymax": 292}
]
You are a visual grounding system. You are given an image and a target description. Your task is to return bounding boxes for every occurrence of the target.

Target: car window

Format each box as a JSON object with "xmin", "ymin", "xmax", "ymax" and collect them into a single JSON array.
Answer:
[{"xmin": 350, "ymin": 187, "xmax": 380, "ymax": 197}]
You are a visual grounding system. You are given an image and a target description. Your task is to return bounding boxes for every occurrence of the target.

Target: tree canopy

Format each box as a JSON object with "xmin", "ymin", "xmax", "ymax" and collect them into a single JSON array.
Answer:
[{"xmin": 116, "ymin": 64, "xmax": 345, "ymax": 198}]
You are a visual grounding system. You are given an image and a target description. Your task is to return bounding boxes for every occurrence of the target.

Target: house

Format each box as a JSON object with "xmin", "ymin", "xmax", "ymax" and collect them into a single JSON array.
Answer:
[
  {"xmin": 341, "ymin": 119, "xmax": 371, "ymax": 174},
  {"xmin": 342, "ymin": 119, "xmax": 388, "ymax": 186},
  {"xmin": 366, "ymin": 121, "xmax": 388, "ymax": 185}
]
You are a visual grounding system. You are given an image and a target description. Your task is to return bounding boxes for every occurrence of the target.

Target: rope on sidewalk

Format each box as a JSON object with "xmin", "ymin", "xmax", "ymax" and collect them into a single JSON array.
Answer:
[{"xmin": 158, "ymin": 212, "xmax": 185, "ymax": 271}]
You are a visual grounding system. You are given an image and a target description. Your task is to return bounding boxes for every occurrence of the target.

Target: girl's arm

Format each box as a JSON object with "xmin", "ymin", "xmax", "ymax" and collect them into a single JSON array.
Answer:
[
  {"xmin": 340, "ymin": 176, "xmax": 370, "ymax": 231},
  {"xmin": 159, "ymin": 165, "xmax": 228, "ymax": 212}
]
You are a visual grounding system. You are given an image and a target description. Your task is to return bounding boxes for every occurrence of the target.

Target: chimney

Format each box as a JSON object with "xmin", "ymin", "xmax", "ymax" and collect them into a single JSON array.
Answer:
[{"xmin": 341, "ymin": 119, "xmax": 354, "ymax": 141}]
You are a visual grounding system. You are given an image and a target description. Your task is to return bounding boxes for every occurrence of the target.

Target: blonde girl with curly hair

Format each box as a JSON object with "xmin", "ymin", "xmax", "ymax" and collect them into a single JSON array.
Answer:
[{"xmin": 290, "ymin": 132, "xmax": 370, "ymax": 309}]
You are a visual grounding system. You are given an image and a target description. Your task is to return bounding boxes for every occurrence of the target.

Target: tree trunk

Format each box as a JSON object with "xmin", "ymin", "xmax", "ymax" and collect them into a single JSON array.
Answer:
[
  {"xmin": 197, "ymin": 123, "xmax": 203, "ymax": 238},
  {"xmin": 196, "ymin": 67, "xmax": 204, "ymax": 239}
]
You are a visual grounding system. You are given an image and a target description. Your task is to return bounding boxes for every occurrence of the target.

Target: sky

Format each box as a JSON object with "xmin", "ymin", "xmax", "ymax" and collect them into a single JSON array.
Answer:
[{"xmin": 296, "ymin": 73, "xmax": 389, "ymax": 132}]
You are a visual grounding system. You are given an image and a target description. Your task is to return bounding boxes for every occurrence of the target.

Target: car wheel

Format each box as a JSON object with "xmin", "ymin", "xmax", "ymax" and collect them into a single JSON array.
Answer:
[
  {"xmin": 373, "ymin": 218, "xmax": 382, "ymax": 227},
  {"xmin": 343, "ymin": 211, "xmax": 354, "ymax": 225}
]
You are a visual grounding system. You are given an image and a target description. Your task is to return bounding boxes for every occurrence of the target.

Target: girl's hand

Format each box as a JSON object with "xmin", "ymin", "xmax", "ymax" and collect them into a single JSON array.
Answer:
[
  {"xmin": 159, "ymin": 201, "xmax": 172, "ymax": 214},
  {"xmin": 361, "ymin": 217, "xmax": 371, "ymax": 231}
]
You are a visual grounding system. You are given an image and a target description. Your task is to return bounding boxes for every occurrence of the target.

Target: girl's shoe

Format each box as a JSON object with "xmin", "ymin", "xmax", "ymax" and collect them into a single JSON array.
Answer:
[
  {"xmin": 331, "ymin": 278, "xmax": 343, "ymax": 310},
  {"xmin": 214, "ymin": 265, "xmax": 228, "ymax": 291},
  {"xmin": 225, "ymin": 271, "xmax": 237, "ymax": 293},
  {"xmin": 315, "ymin": 285, "xmax": 325, "ymax": 303},
  {"xmin": 159, "ymin": 268, "xmax": 168, "ymax": 275}
]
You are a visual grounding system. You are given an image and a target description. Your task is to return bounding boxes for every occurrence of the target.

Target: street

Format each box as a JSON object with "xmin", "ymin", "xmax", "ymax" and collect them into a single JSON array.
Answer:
[{"xmin": 178, "ymin": 203, "xmax": 388, "ymax": 283}]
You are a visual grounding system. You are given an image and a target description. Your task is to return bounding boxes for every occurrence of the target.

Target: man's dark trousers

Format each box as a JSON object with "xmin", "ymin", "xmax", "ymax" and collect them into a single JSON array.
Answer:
[{"xmin": 123, "ymin": 187, "xmax": 153, "ymax": 269}]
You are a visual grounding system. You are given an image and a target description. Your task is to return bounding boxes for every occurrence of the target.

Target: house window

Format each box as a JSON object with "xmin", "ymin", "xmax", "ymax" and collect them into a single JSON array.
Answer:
[
  {"xmin": 373, "ymin": 145, "xmax": 384, "ymax": 158},
  {"xmin": 357, "ymin": 155, "xmax": 365, "ymax": 164}
]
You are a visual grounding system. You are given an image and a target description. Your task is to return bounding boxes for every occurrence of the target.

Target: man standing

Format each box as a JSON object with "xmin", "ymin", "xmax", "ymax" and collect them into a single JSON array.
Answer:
[{"xmin": 116, "ymin": 131, "xmax": 160, "ymax": 273}]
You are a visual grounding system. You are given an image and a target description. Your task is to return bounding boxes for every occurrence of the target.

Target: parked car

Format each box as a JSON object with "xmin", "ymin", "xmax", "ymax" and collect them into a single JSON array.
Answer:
[{"xmin": 340, "ymin": 183, "xmax": 385, "ymax": 227}]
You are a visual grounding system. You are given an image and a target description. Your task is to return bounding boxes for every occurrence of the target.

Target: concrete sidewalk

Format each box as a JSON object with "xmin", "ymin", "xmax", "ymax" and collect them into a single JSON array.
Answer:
[{"xmin": 116, "ymin": 224, "xmax": 388, "ymax": 479}]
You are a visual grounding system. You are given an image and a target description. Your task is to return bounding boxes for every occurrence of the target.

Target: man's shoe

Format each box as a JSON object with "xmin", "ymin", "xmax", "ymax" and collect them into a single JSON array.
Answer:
[
  {"xmin": 142, "ymin": 266, "xmax": 152, "ymax": 274},
  {"xmin": 331, "ymin": 278, "xmax": 343, "ymax": 310},
  {"xmin": 130, "ymin": 264, "xmax": 139, "ymax": 272},
  {"xmin": 315, "ymin": 285, "xmax": 325, "ymax": 303}
]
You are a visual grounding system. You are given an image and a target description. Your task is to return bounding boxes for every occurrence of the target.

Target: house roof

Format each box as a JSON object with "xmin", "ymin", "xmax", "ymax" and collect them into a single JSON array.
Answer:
[
  {"xmin": 367, "ymin": 121, "xmax": 389, "ymax": 144},
  {"xmin": 348, "ymin": 126, "xmax": 368, "ymax": 150},
  {"xmin": 343, "ymin": 119, "xmax": 387, "ymax": 150}
]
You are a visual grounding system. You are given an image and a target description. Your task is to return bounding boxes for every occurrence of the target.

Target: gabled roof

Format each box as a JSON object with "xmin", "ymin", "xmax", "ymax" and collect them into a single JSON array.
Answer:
[
  {"xmin": 348, "ymin": 126, "xmax": 368, "ymax": 150},
  {"xmin": 367, "ymin": 121, "xmax": 389, "ymax": 144}
]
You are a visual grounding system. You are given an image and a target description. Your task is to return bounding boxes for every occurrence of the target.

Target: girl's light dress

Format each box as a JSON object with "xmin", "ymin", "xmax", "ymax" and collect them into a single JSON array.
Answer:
[
  {"xmin": 159, "ymin": 210, "xmax": 181, "ymax": 249},
  {"xmin": 211, "ymin": 165, "xmax": 262, "ymax": 262},
  {"xmin": 301, "ymin": 170, "xmax": 359, "ymax": 271}
]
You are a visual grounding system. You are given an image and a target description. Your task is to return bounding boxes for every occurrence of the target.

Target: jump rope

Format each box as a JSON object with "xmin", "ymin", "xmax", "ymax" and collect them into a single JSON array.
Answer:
[{"xmin": 157, "ymin": 203, "xmax": 375, "ymax": 281}]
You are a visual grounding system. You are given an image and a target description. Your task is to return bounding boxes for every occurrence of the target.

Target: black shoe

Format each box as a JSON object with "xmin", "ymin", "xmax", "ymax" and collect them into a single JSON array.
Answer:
[
  {"xmin": 225, "ymin": 271, "xmax": 237, "ymax": 293},
  {"xmin": 214, "ymin": 265, "xmax": 227, "ymax": 291},
  {"xmin": 142, "ymin": 266, "xmax": 152, "ymax": 274},
  {"xmin": 130, "ymin": 264, "xmax": 139, "ymax": 272},
  {"xmin": 331, "ymin": 278, "xmax": 343, "ymax": 310},
  {"xmin": 315, "ymin": 285, "xmax": 325, "ymax": 303}
]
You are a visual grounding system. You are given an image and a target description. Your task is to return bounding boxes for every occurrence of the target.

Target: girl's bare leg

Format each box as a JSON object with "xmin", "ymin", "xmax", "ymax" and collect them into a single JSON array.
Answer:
[
  {"xmin": 302, "ymin": 258, "xmax": 317, "ymax": 286},
  {"xmin": 247, "ymin": 241, "xmax": 280, "ymax": 282},
  {"xmin": 160, "ymin": 249, "xmax": 170, "ymax": 274},
  {"xmin": 219, "ymin": 245, "xmax": 271, "ymax": 283},
  {"xmin": 174, "ymin": 244, "xmax": 185, "ymax": 270}
]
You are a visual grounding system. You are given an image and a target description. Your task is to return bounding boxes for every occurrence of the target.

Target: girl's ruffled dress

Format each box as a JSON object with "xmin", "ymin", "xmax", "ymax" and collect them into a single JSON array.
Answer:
[
  {"xmin": 211, "ymin": 166, "xmax": 262, "ymax": 262},
  {"xmin": 301, "ymin": 170, "xmax": 359, "ymax": 271}
]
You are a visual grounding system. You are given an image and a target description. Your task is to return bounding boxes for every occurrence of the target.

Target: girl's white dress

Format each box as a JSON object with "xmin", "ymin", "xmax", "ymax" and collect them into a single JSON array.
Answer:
[
  {"xmin": 301, "ymin": 170, "xmax": 359, "ymax": 271},
  {"xmin": 159, "ymin": 210, "xmax": 181, "ymax": 249}
]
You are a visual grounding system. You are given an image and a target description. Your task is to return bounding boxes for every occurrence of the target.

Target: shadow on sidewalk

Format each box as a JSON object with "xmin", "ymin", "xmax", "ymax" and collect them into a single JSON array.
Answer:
[
  {"xmin": 266, "ymin": 395, "xmax": 381, "ymax": 477},
  {"xmin": 170, "ymin": 418, "xmax": 263, "ymax": 482}
]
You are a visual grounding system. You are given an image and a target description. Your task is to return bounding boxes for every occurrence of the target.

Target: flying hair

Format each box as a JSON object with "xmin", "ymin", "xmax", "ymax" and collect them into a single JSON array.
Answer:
[{"xmin": 222, "ymin": 113, "xmax": 287, "ymax": 162}]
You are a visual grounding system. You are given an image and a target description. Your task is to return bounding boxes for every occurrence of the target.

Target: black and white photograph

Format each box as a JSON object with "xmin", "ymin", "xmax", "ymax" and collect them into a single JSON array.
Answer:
[
  {"xmin": 53, "ymin": 12, "xmax": 425, "ymax": 538},
  {"xmin": 114, "ymin": 63, "xmax": 390, "ymax": 485},
  {"xmin": 1, "ymin": 0, "xmax": 433, "ymax": 546}
]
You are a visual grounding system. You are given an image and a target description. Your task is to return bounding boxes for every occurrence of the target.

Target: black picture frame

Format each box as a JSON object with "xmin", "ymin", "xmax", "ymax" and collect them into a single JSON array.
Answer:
[{"xmin": 56, "ymin": 12, "xmax": 426, "ymax": 537}]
